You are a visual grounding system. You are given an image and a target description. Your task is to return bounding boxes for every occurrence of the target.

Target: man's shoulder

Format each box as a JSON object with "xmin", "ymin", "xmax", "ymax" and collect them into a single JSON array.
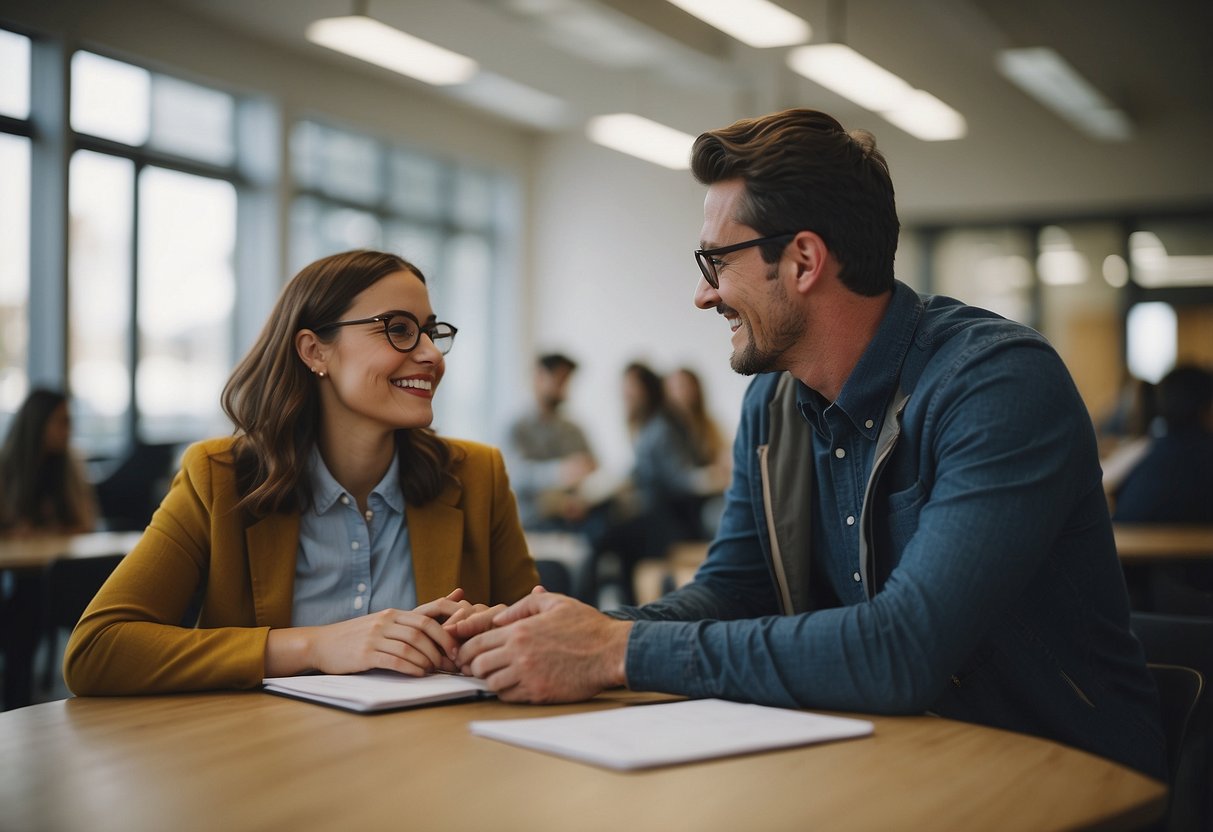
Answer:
[{"xmin": 916, "ymin": 294, "xmax": 1046, "ymax": 348}]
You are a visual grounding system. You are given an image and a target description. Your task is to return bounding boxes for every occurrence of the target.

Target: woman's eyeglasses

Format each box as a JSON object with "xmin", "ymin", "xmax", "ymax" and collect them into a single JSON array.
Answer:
[{"xmin": 312, "ymin": 311, "xmax": 458, "ymax": 355}]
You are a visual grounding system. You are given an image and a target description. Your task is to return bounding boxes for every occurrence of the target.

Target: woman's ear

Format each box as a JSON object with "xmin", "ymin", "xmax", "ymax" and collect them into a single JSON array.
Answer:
[{"xmin": 295, "ymin": 329, "xmax": 328, "ymax": 376}]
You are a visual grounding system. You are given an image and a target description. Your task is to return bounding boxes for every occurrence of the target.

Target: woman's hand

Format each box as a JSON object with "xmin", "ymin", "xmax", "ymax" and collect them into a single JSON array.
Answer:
[{"xmin": 265, "ymin": 589, "xmax": 474, "ymax": 678}]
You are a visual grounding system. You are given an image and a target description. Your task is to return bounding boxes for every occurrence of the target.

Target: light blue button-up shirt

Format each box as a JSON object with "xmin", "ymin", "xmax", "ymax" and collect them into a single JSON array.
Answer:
[{"xmin": 292, "ymin": 447, "xmax": 416, "ymax": 626}]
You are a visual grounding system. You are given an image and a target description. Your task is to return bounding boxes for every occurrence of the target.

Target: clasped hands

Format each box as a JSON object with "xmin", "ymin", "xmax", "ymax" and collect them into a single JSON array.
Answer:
[{"xmin": 273, "ymin": 586, "xmax": 631, "ymax": 704}]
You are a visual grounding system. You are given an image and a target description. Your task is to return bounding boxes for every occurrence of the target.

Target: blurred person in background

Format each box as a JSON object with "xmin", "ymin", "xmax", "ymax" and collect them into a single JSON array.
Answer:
[
  {"xmin": 589, "ymin": 362, "xmax": 704, "ymax": 605},
  {"xmin": 63, "ymin": 249, "xmax": 538, "ymax": 696},
  {"xmin": 0, "ymin": 389, "xmax": 97, "ymax": 537},
  {"xmin": 504, "ymin": 353, "xmax": 597, "ymax": 531},
  {"xmin": 664, "ymin": 366, "xmax": 731, "ymax": 534},
  {"xmin": 1113, "ymin": 364, "xmax": 1213, "ymax": 614},
  {"xmin": 0, "ymin": 388, "xmax": 97, "ymax": 709},
  {"xmin": 1113, "ymin": 364, "xmax": 1213, "ymax": 524}
]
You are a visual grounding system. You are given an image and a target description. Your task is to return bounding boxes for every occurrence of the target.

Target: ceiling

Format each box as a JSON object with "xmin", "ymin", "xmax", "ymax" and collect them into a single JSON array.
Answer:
[{"xmin": 153, "ymin": 0, "xmax": 1213, "ymax": 218}]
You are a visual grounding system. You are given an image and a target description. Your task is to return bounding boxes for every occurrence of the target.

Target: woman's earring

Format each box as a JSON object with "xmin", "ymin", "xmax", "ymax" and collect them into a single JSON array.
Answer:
[{"xmin": 318, "ymin": 371, "xmax": 326, "ymax": 378}]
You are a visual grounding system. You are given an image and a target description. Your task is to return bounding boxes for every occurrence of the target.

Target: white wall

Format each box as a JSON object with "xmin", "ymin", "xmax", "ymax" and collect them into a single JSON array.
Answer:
[{"xmin": 520, "ymin": 131, "xmax": 755, "ymax": 471}]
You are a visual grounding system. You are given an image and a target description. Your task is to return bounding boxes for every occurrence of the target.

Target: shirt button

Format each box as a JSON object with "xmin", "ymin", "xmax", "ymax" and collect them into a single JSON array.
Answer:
[
  {"xmin": 834, "ymin": 448, "xmax": 846, "ymax": 459},
  {"xmin": 340, "ymin": 495, "xmax": 350, "ymax": 505},
  {"xmin": 351, "ymin": 541, "xmax": 360, "ymax": 550},
  {"xmin": 353, "ymin": 596, "xmax": 364, "ymax": 610},
  {"xmin": 865, "ymin": 419, "xmax": 874, "ymax": 429},
  {"xmin": 364, "ymin": 510, "xmax": 374, "ymax": 522},
  {"xmin": 846, "ymin": 515, "xmax": 855, "ymax": 526},
  {"xmin": 852, "ymin": 572, "xmax": 862, "ymax": 583},
  {"xmin": 357, "ymin": 582, "xmax": 367, "ymax": 593}
]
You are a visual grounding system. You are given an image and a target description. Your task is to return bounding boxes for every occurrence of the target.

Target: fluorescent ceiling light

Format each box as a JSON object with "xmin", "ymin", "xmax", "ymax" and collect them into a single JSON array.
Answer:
[
  {"xmin": 787, "ymin": 44, "xmax": 966, "ymax": 141},
  {"xmin": 997, "ymin": 47, "xmax": 1132, "ymax": 141},
  {"xmin": 306, "ymin": 16, "xmax": 478, "ymax": 86},
  {"xmin": 882, "ymin": 89, "xmax": 967, "ymax": 142},
  {"xmin": 586, "ymin": 113, "xmax": 694, "ymax": 169},
  {"xmin": 665, "ymin": 0, "xmax": 811, "ymax": 48},
  {"xmin": 787, "ymin": 44, "xmax": 910, "ymax": 110}
]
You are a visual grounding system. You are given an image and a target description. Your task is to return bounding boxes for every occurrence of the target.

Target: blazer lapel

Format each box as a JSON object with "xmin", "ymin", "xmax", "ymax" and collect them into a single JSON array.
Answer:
[
  {"xmin": 408, "ymin": 479, "xmax": 464, "ymax": 603},
  {"xmin": 246, "ymin": 512, "xmax": 299, "ymax": 628}
]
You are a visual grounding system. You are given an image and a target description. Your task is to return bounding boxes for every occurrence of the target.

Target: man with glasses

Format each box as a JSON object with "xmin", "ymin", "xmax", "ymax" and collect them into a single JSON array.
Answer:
[{"xmin": 457, "ymin": 109, "xmax": 1166, "ymax": 780}]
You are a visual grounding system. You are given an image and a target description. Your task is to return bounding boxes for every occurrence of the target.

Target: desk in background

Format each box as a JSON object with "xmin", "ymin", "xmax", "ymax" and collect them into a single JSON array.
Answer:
[
  {"xmin": 1114, "ymin": 524, "xmax": 1213, "ymax": 564},
  {"xmin": 0, "ymin": 531, "xmax": 143, "ymax": 709},
  {"xmin": 0, "ymin": 530, "xmax": 144, "ymax": 572},
  {"xmin": 0, "ymin": 689, "xmax": 1164, "ymax": 832}
]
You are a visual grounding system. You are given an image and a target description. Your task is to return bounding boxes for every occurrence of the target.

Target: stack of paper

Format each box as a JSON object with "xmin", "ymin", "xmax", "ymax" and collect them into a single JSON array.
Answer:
[
  {"xmin": 262, "ymin": 670, "xmax": 492, "ymax": 713},
  {"xmin": 470, "ymin": 698, "xmax": 873, "ymax": 769}
]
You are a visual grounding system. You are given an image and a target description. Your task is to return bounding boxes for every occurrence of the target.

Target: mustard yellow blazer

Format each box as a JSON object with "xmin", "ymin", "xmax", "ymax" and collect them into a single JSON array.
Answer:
[{"xmin": 64, "ymin": 436, "xmax": 539, "ymax": 695}]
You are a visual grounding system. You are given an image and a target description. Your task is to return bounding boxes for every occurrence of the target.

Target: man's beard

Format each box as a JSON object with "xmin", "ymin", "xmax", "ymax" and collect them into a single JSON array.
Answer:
[{"xmin": 726, "ymin": 281, "xmax": 803, "ymax": 376}]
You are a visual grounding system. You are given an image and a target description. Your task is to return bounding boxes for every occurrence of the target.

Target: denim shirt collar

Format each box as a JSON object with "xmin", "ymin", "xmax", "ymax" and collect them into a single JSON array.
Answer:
[
  {"xmin": 796, "ymin": 280, "xmax": 923, "ymax": 440},
  {"xmin": 306, "ymin": 445, "xmax": 405, "ymax": 515}
]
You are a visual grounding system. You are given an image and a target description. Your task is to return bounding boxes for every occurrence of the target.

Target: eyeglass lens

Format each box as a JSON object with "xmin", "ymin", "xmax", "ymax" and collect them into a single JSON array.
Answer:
[{"xmin": 385, "ymin": 315, "xmax": 456, "ymax": 354}]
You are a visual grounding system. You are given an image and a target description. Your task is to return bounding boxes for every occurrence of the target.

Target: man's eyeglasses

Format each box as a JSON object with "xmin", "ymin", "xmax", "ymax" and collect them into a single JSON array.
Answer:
[
  {"xmin": 312, "ymin": 311, "xmax": 458, "ymax": 355},
  {"xmin": 695, "ymin": 232, "xmax": 797, "ymax": 289}
]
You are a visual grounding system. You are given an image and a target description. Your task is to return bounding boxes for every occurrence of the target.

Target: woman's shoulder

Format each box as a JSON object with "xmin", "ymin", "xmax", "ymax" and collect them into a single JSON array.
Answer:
[
  {"xmin": 179, "ymin": 436, "xmax": 240, "ymax": 471},
  {"xmin": 439, "ymin": 435, "xmax": 501, "ymax": 466}
]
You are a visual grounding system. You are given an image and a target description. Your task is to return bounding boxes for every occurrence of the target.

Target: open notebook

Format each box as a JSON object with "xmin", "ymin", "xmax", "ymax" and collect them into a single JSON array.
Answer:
[
  {"xmin": 470, "ymin": 698, "xmax": 874, "ymax": 770},
  {"xmin": 262, "ymin": 670, "xmax": 493, "ymax": 713}
]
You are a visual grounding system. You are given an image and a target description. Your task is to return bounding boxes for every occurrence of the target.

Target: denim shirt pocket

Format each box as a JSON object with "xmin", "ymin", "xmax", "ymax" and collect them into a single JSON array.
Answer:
[{"xmin": 882, "ymin": 480, "xmax": 927, "ymax": 550}]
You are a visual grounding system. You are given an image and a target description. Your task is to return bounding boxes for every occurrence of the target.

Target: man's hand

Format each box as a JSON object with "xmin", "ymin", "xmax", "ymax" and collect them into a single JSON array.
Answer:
[{"xmin": 456, "ymin": 592, "xmax": 632, "ymax": 703}]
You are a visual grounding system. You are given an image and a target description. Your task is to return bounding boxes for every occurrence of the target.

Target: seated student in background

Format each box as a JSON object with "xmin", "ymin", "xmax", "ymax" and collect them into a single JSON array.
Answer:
[
  {"xmin": 1114, "ymin": 364, "xmax": 1213, "ymax": 613},
  {"xmin": 590, "ymin": 362, "xmax": 704, "ymax": 605},
  {"xmin": 1113, "ymin": 364, "xmax": 1213, "ymax": 524},
  {"xmin": 663, "ymin": 366, "xmax": 731, "ymax": 533},
  {"xmin": 0, "ymin": 388, "xmax": 97, "ymax": 536},
  {"xmin": 64, "ymin": 249, "xmax": 539, "ymax": 695},
  {"xmin": 0, "ymin": 388, "xmax": 97, "ymax": 709},
  {"xmin": 504, "ymin": 353, "xmax": 597, "ymax": 531},
  {"xmin": 455, "ymin": 108, "xmax": 1166, "ymax": 781}
]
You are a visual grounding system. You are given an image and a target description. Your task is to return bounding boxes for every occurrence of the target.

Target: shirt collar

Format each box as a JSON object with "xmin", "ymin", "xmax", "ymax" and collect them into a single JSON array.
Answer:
[
  {"xmin": 796, "ymin": 280, "xmax": 923, "ymax": 440},
  {"xmin": 306, "ymin": 445, "xmax": 406, "ymax": 515}
]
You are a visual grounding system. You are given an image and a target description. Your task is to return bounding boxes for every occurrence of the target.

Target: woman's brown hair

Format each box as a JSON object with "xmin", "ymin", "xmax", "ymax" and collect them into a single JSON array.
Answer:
[
  {"xmin": 221, "ymin": 249, "xmax": 459, "ymax": 516},
  {"xmin": 0, "ymin": 389, "xmax": 96, "ymax": 533}
]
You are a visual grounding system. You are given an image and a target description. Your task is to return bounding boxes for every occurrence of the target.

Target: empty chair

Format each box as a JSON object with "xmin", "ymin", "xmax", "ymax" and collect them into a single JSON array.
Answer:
[
  {"xmin": 93, "ymin": 442, "xmax": 177, "ymax": 531},
  {"xmin": 1132, "ymin": 612, "xmax": 1213, "ymax": 831}
]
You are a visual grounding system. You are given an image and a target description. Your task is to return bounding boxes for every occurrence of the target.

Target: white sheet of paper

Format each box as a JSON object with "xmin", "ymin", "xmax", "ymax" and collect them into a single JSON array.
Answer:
[
  {"xmin": 262, "ymin": 670, "xmax": 491, "ymax": 712},
  {"xmin": 469, "ymin": 698, "xmax": 873, "ymax": 770}
]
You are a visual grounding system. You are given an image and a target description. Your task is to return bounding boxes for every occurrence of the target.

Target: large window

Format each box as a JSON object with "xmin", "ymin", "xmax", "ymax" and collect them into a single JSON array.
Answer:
[
  {"xmin": 0, "ymin": 29, "xmax": 32, "ymax": 428},
  {"xmin": 290, "ymin": 120, "xmax": 514, "ymax": 442},
  {"xmin": 64, "ymin": 50, "xmax": 240, "ymax": 455}
]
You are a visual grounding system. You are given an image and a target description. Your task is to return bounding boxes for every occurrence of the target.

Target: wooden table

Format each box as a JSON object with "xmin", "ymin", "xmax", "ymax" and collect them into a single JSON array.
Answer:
[
  {"xmin": 1114, "ymin": 524, "xmax": 1213, "ymax": 564},
  {"xmin": 0, "ymin": 530, "xmax": 144, "ymax": 571},
  {"xmin": 0, "ymin": 690, "xmax": 1165, "ymax": 832}
]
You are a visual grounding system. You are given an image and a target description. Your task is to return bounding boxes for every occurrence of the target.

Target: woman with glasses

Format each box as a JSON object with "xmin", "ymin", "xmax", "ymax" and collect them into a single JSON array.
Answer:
[{"xmin": 64, "ymin": 250, "xmax": 539, "ymax": 695}]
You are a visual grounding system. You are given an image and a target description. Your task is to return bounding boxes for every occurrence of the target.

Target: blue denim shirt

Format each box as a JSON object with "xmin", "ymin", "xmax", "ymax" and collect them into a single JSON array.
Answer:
[{"xmin": 616, "ymin": 281, "xmax": 1166, "ymax": 779}]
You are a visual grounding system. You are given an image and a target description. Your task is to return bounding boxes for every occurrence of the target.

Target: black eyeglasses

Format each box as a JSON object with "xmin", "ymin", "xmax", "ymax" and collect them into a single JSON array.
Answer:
[
  {"xmin": 694, "ymin": 232, "xmax": 797, "ymax": 289},
  {"xmin": 312, "ymin": 311, "xmax": 458, "ymax": 355}
]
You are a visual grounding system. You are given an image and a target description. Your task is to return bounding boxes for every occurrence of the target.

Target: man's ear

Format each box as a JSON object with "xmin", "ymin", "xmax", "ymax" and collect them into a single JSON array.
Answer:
[
  {"xmin": 295, "ymin": 328, "xmax": 328, "ymax": 375},
  {"xmin": 786, "ymin": 230, "xmax": 832, "ymax": 295}
]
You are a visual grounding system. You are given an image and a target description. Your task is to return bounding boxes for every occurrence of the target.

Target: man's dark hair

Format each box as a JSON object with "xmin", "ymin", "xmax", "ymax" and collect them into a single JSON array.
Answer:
[
  {"xmin": 538, "ymin": 353, "xmax": 577, "ymax": 374},
  {"xmin": 1156, "ymin": 364, "xmax": 1213, "ymax": 431},
  {"xmin": 691, "ymin": 108, "xmax": 899, "ymax": 296}
]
